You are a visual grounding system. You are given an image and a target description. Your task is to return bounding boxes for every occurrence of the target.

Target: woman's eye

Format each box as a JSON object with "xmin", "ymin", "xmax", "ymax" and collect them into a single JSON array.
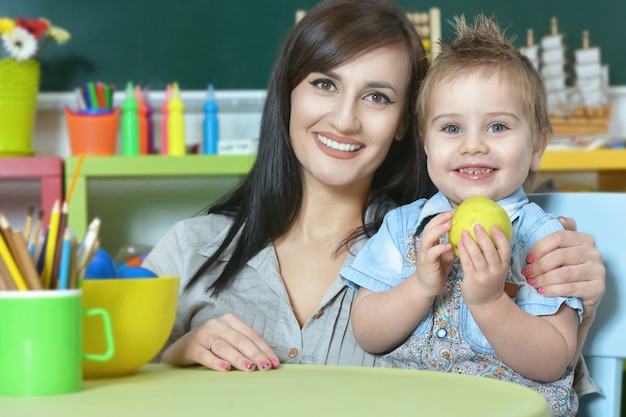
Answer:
[
  {"xmin": 443, "ymin": 125, "xmax": 460, "ymax": 134},
  {"xmin": 310, "ymin": 79, "xmax": 336, "ymax": 92},
  {"xmin": 364, "ymin": 92, "xmax": 392, "ymax": 104},
  {"xmin": 488, "ymin": 123, "xmax": 507, "ymax": 133}
]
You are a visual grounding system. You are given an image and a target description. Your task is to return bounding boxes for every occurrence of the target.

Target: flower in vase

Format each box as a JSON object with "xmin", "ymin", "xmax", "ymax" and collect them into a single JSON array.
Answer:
[
  {"xmin": 0, "ymin": 16, "xmax": 70, "ymax": 62},
  {"xmin": 2, "ymin": 26, "xmax": 37, "ymax": 61}
]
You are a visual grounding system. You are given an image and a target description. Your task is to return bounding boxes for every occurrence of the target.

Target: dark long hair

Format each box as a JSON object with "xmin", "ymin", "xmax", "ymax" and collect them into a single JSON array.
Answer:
[{"xmin": 188, "ymin": 0, "xmax": 436, "ymax": 295}]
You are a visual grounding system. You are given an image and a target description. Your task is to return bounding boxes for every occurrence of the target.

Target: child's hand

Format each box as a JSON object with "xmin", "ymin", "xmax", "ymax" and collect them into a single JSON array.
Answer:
[
  {"xmin": 413, "ymin": 211, "xmax": 456, "ymax": 297},
  {"xmin": 458, "ymin": 224, "xmax": 511, "ymax": 306}
]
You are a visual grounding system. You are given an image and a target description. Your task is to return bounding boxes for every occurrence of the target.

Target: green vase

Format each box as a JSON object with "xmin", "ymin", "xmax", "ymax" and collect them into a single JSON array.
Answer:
[{"xmin": 0, "ymin": 58, "xmax": 40, "ymax": 156}]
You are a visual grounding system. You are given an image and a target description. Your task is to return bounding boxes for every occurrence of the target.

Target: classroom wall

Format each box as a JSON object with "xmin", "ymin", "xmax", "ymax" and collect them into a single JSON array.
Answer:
[{"xmin": 3, "ymin": 0, "xmax": 624, "ymax": 92}]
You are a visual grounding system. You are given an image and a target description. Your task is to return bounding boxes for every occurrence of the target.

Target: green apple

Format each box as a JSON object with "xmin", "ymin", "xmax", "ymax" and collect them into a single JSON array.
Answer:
[{"xmin": 449, "ymin": 195, "xmax": 513, "ymax": 256}]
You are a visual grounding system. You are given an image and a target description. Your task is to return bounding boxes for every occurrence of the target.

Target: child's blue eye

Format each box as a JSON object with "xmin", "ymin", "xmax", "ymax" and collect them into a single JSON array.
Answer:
[
  {"xmin": 488, "ymin": 123, "xmax": 507, "ymax": 133},
  {"xmin": 443, "ymin": 125, "xmax": 461, "ymax": 134}
]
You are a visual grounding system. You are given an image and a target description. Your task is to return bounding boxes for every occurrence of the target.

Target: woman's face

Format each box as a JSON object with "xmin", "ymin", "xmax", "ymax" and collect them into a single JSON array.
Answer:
[{"xmin": 289, "ymin": 44, "xmax": 410, "ymax": 192}]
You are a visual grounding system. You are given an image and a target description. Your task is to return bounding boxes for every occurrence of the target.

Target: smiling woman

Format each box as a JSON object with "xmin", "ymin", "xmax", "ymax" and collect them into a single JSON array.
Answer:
[{"xmin": 143, "ymin": 0, "xmax": 434, "ymax": 372}]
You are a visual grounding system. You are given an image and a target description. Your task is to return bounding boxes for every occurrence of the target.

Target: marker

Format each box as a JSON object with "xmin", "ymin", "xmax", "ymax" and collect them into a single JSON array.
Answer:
[
  {"xmin": 161, "ymin": 83, "xmax": 171, "ymax": 155},
  {"xmin": 135, "ymin": 85, "xmax": 148, "ymax": 155},
  {"xmin": 121, "ymin": 82, "xmax": 140, "ymax": 156},
  {"xmin": 167, "ymin": 82, "xmax": 185, "ymax": 156}
]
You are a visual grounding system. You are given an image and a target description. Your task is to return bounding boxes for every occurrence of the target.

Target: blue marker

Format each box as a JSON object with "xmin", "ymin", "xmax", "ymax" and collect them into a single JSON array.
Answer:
[{"xmin": 203, "ymin": 84, "xmax": 219, "ymax": 154}]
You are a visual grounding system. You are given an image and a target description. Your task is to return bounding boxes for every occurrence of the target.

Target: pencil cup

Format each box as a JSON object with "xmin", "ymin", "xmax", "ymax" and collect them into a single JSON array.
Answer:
[
  {"xmin": 0, "ymin": 290, "xmax": 115, "ymax": 396},
  {"xmin": 65, "ymin": 107, "xmax": 120, "ymax": 156}
]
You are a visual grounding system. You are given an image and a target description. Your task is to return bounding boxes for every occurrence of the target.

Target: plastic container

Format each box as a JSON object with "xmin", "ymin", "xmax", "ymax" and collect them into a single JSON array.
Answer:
[
  {"xmin": 121, "ymin": 82, "xmax": 139, "ymax": 156},
  {"xmin": 0, "ymin": 59, "xmax": 40, "ymax": 156},
  {"xmin": 65, "ymin": 107, "xmax": 119, "ymax": 156},
  {"xmin": 203, "ymin": 84, "xmax": 219, "ymax": 154}
]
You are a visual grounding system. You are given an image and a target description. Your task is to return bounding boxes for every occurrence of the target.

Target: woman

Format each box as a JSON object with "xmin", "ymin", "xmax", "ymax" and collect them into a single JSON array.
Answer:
[{"xmin": 143, "ymin": 0, "xmax": 604, "ymax": 388}]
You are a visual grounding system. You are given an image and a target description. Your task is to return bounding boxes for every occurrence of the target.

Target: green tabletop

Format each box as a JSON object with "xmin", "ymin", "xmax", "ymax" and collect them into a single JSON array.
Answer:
[{"xmin": 0, "ymin": 363, "xmax": 550, "ymax": 416}]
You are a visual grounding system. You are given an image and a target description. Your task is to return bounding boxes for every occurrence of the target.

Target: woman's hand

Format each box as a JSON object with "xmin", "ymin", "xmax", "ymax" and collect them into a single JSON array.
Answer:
[
  {"xmin": 523, "ymin": 217, "xmax": 605, "ymax": 320},
  {"xmin": 161, "ymin": 314, "xmax": 280, "ymax": 372}
]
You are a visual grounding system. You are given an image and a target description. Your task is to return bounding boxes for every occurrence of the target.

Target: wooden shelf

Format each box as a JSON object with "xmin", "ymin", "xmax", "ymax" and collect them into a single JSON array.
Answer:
[
  {"xmin": 540, "ymin": 149, "xmax": 626, "ymax": 171},
  {"xmin": 540, "ymin": 149, "xmax": 626, "ymax": 191},
  {"xmin": 0, "ymin": 156, "xmax": 64, "ymax": 226},
  {"xmin": 64, "ymin": 155, "xmax": 255, "ymax": 240},
  {"xmin": 61, "ymin": 151, "xmax": 624, "ymax": 253}
]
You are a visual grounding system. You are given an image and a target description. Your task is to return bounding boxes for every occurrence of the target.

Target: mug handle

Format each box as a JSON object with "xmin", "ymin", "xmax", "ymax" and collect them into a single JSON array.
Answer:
[{"xmin": 83, "ymin": 308, "xmax": 115, "ymax": 361}]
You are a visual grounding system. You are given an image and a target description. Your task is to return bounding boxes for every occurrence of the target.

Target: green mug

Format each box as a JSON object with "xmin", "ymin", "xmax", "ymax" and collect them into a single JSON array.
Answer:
[{"xmin": 0, "ymin": 289, "xmax": 114, "ymax": 396}]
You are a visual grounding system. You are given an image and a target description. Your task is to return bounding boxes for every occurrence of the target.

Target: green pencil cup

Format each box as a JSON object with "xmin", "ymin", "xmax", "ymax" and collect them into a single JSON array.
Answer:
[{"xmin": 0, "ymin": 290, "xmax": 115, "ymax": 396}]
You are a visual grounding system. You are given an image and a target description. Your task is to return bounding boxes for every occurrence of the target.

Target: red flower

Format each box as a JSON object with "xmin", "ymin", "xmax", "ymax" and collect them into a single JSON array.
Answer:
[{"xmin": 15, "ymin": 17, "xmax": 49, "ymax": 41}]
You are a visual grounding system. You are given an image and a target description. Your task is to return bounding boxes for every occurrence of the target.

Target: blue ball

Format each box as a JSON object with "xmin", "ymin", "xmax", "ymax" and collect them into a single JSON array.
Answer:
[
  {"xmin": 84, "ymin": 248, "xmax": 117, "ymax": 279},
  {"xmin": 117, "ymin": 266, "xmax": 158, "ymax": 279}
]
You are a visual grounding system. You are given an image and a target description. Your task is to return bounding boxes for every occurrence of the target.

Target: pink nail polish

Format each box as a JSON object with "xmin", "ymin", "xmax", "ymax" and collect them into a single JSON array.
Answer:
[
  {"xmin": 526, "ymin": 254, "xmax": 535, "ymax": 263},
  {"xmin": 220, "ymin": 362, "xmax": 231, "ymax": 371},
  {"xmin": 271, "ymin": 358, "xmax": 280, "ymax": 368},
  {"xmin": 244, "ymin": 361, "xmax": 256, "ymax": 370},
  {"xmin": 260, "ymin": 360, "xmax": 270, "ymax": 370},
  {"xmin": 527, "ymin": 278, "xmax": 536, "ymax": 286},
  {"xmin": 537, "ymin": 287, "xmax": 545, "ymax": 295},
  {"xmin": 522, "ymin": 267, "xmax": 532, "ymax": 277}
]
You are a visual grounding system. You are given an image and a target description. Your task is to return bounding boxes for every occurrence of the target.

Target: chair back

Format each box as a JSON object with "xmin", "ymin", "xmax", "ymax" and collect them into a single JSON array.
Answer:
[{"xmin": 529, "ymin": 192, "xmax": 626, "ymax": 417}]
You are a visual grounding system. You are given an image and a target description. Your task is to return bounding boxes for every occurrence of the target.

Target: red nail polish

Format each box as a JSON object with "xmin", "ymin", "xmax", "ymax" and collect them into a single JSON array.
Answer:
[
  {"xmin": 537, "ymin": 287, "xmax": 545, "ymax": 295},
  {"xmin": 220, "ymin": 362, "xmax": 231, "ymax": 371},
  {"xmin": 526, "ymin": 254, "xmax": 535, "ymax": 263},
  {"xmin": 522, "ymin": 267, "xmax": 532, "ymax": 277}
]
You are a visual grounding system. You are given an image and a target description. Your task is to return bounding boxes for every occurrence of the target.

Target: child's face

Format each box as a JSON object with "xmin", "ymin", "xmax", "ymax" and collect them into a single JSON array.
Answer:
[{"xmin": 423, "ymin": 71, "xmax": 544, "ymax": 208}]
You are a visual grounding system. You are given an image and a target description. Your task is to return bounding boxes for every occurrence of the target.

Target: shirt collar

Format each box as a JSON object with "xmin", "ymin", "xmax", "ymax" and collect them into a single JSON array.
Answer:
[{"xmin": 414, "ymin": 187, "xmax": 528, "ymax": 236}]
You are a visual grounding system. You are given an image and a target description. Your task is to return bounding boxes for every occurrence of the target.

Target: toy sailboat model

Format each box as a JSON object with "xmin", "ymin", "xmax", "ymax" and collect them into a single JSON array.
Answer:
[{"xmin": 522, "ymin": 18, "xmax": 612, "ymax": 138}]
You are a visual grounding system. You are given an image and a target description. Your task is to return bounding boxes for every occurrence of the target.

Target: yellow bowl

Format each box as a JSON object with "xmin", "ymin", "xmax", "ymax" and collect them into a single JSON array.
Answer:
[{"xmin": 81, "ymin": 276, "xmax": 179, "ymax": 379}]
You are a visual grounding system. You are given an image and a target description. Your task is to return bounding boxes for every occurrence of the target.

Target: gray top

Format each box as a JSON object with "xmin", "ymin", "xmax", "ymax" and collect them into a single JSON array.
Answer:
[{"xmin": 142, "ymin": 213, "xmax": 378, "ymax": 366}]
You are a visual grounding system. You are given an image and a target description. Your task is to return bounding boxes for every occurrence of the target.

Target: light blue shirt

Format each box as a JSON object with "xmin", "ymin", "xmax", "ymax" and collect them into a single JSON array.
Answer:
[{"xmin": 341, "ymin": 187, "xmax": 583, "ymax": 338}]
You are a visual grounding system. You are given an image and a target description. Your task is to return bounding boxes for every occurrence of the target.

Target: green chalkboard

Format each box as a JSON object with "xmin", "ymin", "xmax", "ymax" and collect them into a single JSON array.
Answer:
[{"xmin": 3, "ymin": 0, "xmax": 624, "ymax": 92}]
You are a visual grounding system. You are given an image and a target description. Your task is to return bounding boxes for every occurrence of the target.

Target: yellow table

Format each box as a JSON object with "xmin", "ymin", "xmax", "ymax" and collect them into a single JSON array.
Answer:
[{"xmin": 0, "ymin": 364, "xmax": 550, "ymax": 416}]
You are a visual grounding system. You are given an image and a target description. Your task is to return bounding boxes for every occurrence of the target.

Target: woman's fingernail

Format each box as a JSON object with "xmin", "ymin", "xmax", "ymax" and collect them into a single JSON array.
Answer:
[
  {"xmin": 527, "ymin": 278, "xmax": 536, "ymax": 286},
  {"xmin": 522, "ymin": 267, "xmax": 532, "ymax": 277},
  {"xmin": 244, "ymin": 361, "xmax": 256, "ymax": 370},
  {"xmin": 271, "ymin": 358, "xmax": 281, "ymax": 368},
  {"xmin": 260, "ymin": 360, "xmax": 271, "ymax": 370},
  {"xmin": 220, "ymin": 362, "xmax": 231, "ymax": 371},
  {"xmin": 537, "ymin": 287, "xmax": 545, "ymax": 295},
  {"xmin": 526, "ymin": 254, "xmax": 535, "ymax": 263}
]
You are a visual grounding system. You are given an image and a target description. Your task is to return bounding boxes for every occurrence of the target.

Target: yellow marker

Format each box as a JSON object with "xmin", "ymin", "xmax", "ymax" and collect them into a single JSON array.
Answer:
[{"xmin": 167, "ymin": 82, "xmax": 186, "ymax": 156}]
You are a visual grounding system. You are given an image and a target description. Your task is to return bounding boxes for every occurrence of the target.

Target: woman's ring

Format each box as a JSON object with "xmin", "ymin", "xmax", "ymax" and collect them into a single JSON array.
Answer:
[{"xmin": 207, "ymin": 336, "xmax": 221, "ymax": 352}]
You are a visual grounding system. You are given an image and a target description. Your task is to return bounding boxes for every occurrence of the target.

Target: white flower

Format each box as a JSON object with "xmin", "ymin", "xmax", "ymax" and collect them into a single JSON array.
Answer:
[{"xmin": 2, "ymin": 26, "xmax": 37, "ymax": 61}]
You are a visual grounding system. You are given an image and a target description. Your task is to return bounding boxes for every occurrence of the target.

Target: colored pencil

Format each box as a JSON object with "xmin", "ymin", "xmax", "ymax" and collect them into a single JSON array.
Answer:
[
  {"xmin": 65, "ymin": 154, "xmax": 85, "ymax": 204},
  {"xmin": 23, "ymin": 204, "xmax": 34, "ymax": 242},
  {"xmin": 50, "ymin": 201, "xmax": 68, "ymax": 289},
  {"xmin": 29, "ymin": 209, "xmax": 44, "ymax": 257},
  {"xmin": 0, "ymin": 255, "xmax": 16, "ymax": 290},
  {"xmin": 57, "ymin": 229, "xmax": 72, "ymax": 290},
  {"xmin": 41, "ymin": 200, "xmax": 60, "ymax": 289},
  {"xmin": 76, "ymin": 216, "xmax": 100, "ymax": 275},
  {"xmin": 0, "ymin": 228, "xmax": 28, "ymax": 291},
  {"xmin": 11, "ymin": 231, "xmax": 42, "ymax": 290}
]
